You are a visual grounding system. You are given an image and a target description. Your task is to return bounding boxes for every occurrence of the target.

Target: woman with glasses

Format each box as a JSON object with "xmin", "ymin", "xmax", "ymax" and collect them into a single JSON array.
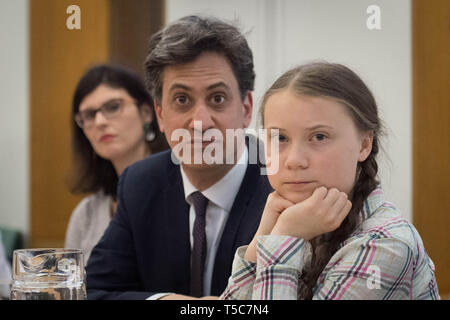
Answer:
[{"xmin": 65, "ymin": 64, "xmax": 168, "ymax": 265}]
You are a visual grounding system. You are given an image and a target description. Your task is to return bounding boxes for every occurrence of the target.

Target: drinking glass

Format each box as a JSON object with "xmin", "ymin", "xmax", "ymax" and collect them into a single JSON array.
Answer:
[{"xmin": 10, "ymin": 248, "xmax": 86, "ymax": 300}]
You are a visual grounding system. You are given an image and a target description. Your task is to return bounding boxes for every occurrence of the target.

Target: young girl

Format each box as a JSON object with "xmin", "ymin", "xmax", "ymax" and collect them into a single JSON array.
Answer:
[{"xmin": 220, "ymin": 62, "xmax": 439, "ymax": 300}]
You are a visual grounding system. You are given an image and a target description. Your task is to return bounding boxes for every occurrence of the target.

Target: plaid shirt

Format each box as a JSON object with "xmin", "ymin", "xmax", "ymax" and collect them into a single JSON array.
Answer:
[{"xmin": 220, "ymin": 187, "xmax": 440, "ymax": 300}]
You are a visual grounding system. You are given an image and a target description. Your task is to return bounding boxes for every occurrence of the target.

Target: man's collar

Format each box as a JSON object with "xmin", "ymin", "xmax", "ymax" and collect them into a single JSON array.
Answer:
[{"xmin": 180, "ymin": 147, "xmax": 248, "ymax": 212}]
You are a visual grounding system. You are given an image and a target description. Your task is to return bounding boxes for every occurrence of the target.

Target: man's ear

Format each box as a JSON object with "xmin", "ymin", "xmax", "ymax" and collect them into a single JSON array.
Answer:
[
  {"xmin": 358, "ymin": 132, "xmax": 373, "ymax": 162},
  {"xmin": 154, "ymin": 99, "xmax": 164, "ymax": 133},
  {"xmin": 242, "ymin": 91, "xmax": 253, "ymax": 129}
]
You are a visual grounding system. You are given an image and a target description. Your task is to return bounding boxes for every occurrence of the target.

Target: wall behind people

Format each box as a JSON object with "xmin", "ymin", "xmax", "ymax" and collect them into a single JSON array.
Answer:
[
  {"xmin": 0, "ymin": 0, "xmax": 29, "ymax": 239},
  {"xmin": 167, "ymin": 0, "xmax": 412, "ymax": 222},
  {"xmin": 29, "ymin": 0, "xmax": 164, "ymax": 248},
  {"xmin": 0, "ymin": 0, "xmax": 164, "ymax": 248}
]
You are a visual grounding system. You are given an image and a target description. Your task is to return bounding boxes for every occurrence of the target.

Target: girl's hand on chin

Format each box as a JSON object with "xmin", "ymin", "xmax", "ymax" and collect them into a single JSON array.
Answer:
[
  {"xmin": 256, "ymin": 191, "xmax": 295, "ymax": 236},
  {"xmin": 271, "ymin": 186, "xmax": 352, "ymax": 240},
  {"xmin": 245, "ymin": 191, "xmax": 294, "ymax": 262}
]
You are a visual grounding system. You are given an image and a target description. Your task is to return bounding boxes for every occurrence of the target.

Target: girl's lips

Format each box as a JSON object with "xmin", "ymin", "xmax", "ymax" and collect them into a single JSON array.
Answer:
[
  {"xmin": 283, "ymin": 181, "xmax": 316, "ymax": 191},
  {"xmin": 100, "ymin": 134, "xmax": 115, "ymax": 142},
  {"xmin": 284, "ymin": 181, "xmax": 313, "ymax": 184}
]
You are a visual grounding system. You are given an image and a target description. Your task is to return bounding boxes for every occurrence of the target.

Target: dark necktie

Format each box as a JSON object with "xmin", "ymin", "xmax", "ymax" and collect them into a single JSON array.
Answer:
[{"xmin": 190, "ymin": 191, "xmax": 208, "ymax": 297}]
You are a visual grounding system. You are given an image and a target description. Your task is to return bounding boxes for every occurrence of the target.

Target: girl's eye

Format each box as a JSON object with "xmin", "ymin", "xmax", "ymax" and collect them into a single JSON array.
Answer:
[
  {"xmin": 270, "ymin": 131, "xmax": 287, "ymax": 143},
  {"xmin": 278, "ymin": 134, "xmax": 287, "ymax": 142},
  {"xmin": 312, "ymin": 133, "xmax": 327, "ymax": 142}
]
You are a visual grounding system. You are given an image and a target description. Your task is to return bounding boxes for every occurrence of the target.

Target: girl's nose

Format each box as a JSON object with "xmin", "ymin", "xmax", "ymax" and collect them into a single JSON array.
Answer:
[{"xmin": 285, "ymin": 144, "xmax": 309, "ymax": 169}]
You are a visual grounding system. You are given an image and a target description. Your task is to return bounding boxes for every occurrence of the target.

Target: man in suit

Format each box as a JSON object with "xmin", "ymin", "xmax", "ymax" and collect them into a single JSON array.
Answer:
[{"xmin": 86, "ymin": 15, "xmax": 272, "ymax": 300}]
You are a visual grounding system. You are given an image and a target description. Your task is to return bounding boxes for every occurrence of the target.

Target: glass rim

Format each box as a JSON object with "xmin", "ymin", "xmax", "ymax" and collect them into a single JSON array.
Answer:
[{"xmin": 13, "ymin": 248, "xmax": 83, "ymax": 255}]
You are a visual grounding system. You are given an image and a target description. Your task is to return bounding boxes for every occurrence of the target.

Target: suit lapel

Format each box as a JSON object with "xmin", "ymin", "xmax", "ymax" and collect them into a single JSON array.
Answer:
[
  {"xmin": 210, "ymin": 136, "xmax": 271, "ymax": 295},
  {"xmin": 210, "ymin": 161, "xmax": 265, "ymax": 295},
  {"xmin": 164, "ymin": 158, "xmax": 191, "ymax": 295}
]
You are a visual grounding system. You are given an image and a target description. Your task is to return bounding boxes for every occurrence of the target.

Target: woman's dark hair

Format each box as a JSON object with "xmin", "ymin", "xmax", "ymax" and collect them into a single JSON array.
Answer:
[
  {"xmin": 260, "ymin": 62, "xmax": 383, "ymax": 299},
  {"xmin": 144, "ymin": 15, "xmax": 255, "ymax": 105},
  {"xmin": 69, "ymin": 64, "xmax": 168, "ymax": 199}
]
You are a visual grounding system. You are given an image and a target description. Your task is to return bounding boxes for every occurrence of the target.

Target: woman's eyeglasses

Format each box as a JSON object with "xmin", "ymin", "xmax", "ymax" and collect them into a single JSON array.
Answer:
[{"xmin": 75, "ymin": 98, "xmax": 135, "ymax": 129}]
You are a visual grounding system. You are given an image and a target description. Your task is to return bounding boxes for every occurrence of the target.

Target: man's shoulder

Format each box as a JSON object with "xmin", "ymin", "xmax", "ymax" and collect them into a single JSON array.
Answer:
[
  {"xmin": 130, "ymin": 149, "xmax": 173, "ymax": 173},
  {"xmin": 121, "ymin": 150, "xmax": 178, "ymax": 188}
]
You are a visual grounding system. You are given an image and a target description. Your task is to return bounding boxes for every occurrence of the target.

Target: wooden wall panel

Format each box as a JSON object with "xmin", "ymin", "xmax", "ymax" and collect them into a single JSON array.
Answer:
[
  {"xmin": 109, "ymin": 0, "xmax": 164, "ymax": 78},
  {"xmin": 30, "ymin": 0, "xmax": 163, "ymax": 248},
  {"xmin": 30, "ymin": 0, "xmax": 110, "ymax": 248},
  {"xmin": 412, "ymin": 0, "xmax": 450, "ymax": 297}
]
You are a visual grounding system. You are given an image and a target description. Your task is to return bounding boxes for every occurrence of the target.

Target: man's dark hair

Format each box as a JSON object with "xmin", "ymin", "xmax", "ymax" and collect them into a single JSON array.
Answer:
[{"xmin": 144, "ymin": 15, "xmax": 255, "ymax": 105}]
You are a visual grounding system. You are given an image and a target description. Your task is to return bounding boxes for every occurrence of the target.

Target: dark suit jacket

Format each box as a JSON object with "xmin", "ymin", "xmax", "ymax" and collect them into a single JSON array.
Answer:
[{"xmin": 86, "ymin": 137, "xmax": 272, "ymax": 299}]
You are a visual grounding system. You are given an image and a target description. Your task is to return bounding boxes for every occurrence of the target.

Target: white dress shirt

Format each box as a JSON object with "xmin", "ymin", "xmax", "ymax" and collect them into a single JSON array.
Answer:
[{"xmin": 148, "ymin": 148, "xmax": 248, "ymax": 299}]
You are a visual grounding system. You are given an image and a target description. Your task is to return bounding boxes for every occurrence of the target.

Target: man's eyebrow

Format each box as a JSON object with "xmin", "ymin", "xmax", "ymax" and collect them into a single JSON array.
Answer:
[
  {"xmin": 168, "ymin": 82, "xmax": 231, "ymax": 94},
  {"xmin": 168, "ymin": 83, "xmax": 191, "ymax": 93},
  {"xmin": 206, "ymin": 82, "xmax": 231, "ymax": 91}
]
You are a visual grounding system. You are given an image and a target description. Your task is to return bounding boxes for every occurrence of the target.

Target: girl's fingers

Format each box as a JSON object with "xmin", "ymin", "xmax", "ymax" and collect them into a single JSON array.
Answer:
[
  {"xmin": 330, "ymin": 192, "xmax": 348, "ymax": 213},
  {"xmin": 322, "ymin": 191, "xmax": 350, "ymax": 232},
  {"xmin": 311, "ymin": 186, "xmax": 328, "ymax": 201},
  {"xmin": 272, "ymin": 190, "xmax": 294, "ymax": 203},
  {"xmin": 338, "ymin": 200, "xmax": 352, "ymax": 222},
  {"xmin": 271, "ymin": 191, "xmax": 295, "ymax": 211},
  {"xmin": 323, "ymin": 188, "xmax": 341, "ymax": 207}
]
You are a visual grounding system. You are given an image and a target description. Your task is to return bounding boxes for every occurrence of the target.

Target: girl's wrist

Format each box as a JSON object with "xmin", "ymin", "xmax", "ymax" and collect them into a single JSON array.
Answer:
[
  {"xmin": 270, "ymin": 222, "xmax": 288, "ymax": 236},
  {"xmin": 270, "ymin": 221, "xmax": 309, "ymax": 240},
  {"xmin": 244, "ymin": 238, "xmax": 257, "ymax": 262}
]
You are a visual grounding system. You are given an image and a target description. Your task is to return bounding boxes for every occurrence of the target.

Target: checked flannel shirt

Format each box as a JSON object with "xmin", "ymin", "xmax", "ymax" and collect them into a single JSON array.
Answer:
[{"xmin": 220, "ymin": 187, "xmax": 440, "ymax": 300}]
